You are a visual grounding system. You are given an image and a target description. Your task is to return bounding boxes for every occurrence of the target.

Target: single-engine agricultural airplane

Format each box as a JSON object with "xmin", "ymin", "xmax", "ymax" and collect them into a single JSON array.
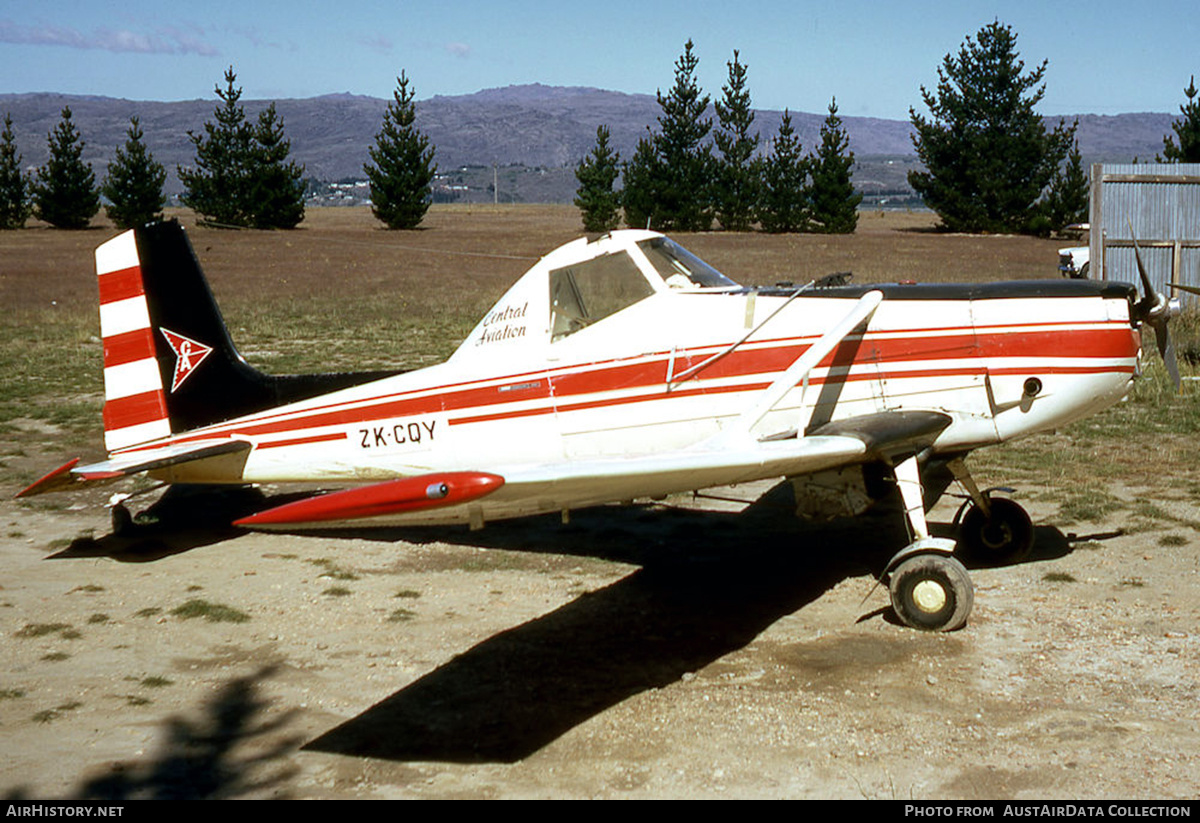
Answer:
[{"xmin": 18, "ymin": 221, "xmax": 1179, "ymax": 631}]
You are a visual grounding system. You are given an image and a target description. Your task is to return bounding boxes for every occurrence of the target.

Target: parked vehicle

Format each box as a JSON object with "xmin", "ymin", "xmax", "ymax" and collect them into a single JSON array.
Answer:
[
  {"xmin": 1057, "ymin": 224, "xmax": 1090, "ymax": 278},
  {"xmin": 1058, "ymin": 245, "xmax": 1090, "ymax": 278}
]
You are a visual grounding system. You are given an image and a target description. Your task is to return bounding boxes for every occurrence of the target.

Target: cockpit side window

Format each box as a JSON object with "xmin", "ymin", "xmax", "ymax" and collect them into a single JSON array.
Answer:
[
  {"xmin": 636, "ymin": 237, "xmax": 739, "ymax": 289},
  {"xmin": 550, "ymin": 251, "xmax": 655, "ymax": 342}
]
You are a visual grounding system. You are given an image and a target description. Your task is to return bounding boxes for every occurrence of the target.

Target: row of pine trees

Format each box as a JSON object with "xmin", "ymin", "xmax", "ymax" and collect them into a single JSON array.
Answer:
[
  {"xmin": 575, "ymin": 42, "xmax": 861, "ymax": 235},
  {"xmin": 5, "ymin": 22, "xmax": 1196, "ymax": 237},
  {"xmin": 0, "ymin": 68, "xmax": 436, "ymax": 232},
  {"xmin": 0, "ymin": 108, "xmax": 164, "ymax": 230},
  {"xmin": 2, "ymin": 45, "xmax": 859, "ymax": 237}
]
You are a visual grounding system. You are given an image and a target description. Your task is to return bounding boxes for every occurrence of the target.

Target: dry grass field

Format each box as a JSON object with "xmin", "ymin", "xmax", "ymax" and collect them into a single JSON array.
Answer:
[{"xmin": 2, "ymin": 206, "xmax": 1199, "ymax": 799}]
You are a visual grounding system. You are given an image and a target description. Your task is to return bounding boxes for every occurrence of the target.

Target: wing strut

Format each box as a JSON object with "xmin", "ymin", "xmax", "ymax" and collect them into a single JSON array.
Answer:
[{"xmin": 720, "ymin": 289, "xmax": 883, "ymax": 441}]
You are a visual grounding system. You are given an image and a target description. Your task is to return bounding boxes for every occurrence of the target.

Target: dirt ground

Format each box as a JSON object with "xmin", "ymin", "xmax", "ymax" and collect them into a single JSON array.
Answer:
[{"xmin": 2, "ymin": 208, "xmax": 1198, "ymax": 799}]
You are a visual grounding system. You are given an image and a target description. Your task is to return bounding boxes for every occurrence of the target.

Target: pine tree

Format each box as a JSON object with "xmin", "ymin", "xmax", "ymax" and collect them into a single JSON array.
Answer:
[
  {"xmin": 620, "ymin": 40, "xmax": 713, "ymax": 231},
  {"xmin": 713, "ymin": 51, "xmax": 760, "ymax": 232},
  {"xmin": 808, "ymin": 98, "xmax": 861, "ymax": 234},
  {"xmin": 1159, "ymin": 75, "xmax": 1200, "ymax": 163},
  {"xmin": 363, "ymin": 72, "xmax": 436, "ymax": 230},
  {"xmin": 574, "ymin": 125, "xmax": 621, "ymax": 232},
  {"xmin": 620, "ymin": 135, "xmax": 661, "ymax": 230},
  {"xmin": 1042, "ymin": 138, "xmax": 1089, "ymax": 235},
  {"xmin": 101, "ymin": 117, "xmax": 167, "ymax": 229},
  {"xmin": 246, "ymin": 103, "xmax": 305, "ymax": 229},
  {"xmin": 908, "ymin": 21, "xmax": 1075, "ymax": 234},
  {"xmin": 180, "ymin": 68, "xmax": 254, "ymax": 226},
  {"xmin": 180, "ymin": 67, "xmax": 305, "ymax": 228},
  {"xmin": 758, "ymin": 111, "xmax": 809, "ymax": 234},
  {"xmin": 0, "ymin": 113, "xmax": 32, "ymax": 230},
  {"xmin": 32, "ymin": 107, "xmax": 100, "ymax": 229}
]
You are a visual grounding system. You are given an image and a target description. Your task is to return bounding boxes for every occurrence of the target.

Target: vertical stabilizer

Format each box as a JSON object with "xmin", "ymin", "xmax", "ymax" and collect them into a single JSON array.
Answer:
[{"xmin": 96, "ymin": 220, "xmax": 402, "ymax": 453}]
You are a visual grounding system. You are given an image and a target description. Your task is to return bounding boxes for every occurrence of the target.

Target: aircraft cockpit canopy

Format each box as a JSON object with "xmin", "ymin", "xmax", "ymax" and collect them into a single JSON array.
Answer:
[
  {"xmin": 455, "ymin": 231, "xmax": 744, "ymax": 355},
  {"xmin": 549, "ymin": 234, "xmax": 739, "ymax": 341},
  {"xmin": 550, "ymin": 249, "xmax": 656, "ymax": 341}
]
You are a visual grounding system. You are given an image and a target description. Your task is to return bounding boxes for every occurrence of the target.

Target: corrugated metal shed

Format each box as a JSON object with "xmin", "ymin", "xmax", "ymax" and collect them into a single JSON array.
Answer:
[{"xmin": 1090, "ymin": 164, "xmax": 1200, "ymax": 301}]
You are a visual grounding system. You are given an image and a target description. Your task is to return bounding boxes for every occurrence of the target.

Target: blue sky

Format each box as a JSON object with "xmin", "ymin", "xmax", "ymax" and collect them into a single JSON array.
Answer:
[{"xmin": 2, "ymin": 1, "xmax": 1197, "ymax": 120}]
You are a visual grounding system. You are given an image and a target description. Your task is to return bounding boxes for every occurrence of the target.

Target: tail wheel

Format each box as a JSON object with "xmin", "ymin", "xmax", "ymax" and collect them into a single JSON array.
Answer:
[
  {"xmin": 888, "ymin": 554, "xmax": 974, "ymax": 632},
  {"xmin": 111, "ymin": 503, "xmax": 133, "ymax": 536},
  {"xmin": 959, "ymin": 497, "xmax": 1033, "ymax": 565}
]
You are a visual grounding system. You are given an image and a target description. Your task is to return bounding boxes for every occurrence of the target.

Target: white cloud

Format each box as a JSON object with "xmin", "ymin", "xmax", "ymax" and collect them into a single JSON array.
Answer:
[
  {"xmin": 445, "ymin": 41, "xmax": 470, "ymax": 58},
  {"xmin": 358, "ymin": 34, "xmax": 393, "ymax": 54},
  {"xmin": 0, "ymin": 19, "xmax": 218, "ymax": 55}
]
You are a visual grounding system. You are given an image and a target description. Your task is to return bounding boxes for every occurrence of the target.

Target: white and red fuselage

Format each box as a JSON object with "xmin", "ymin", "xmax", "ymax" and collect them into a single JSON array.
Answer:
[{"xmin": 83, "ymin": 228, "xmax": 1140, "ymax": 527}]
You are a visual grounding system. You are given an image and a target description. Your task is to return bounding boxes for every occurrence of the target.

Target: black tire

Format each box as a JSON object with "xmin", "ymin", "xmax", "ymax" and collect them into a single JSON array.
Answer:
[
  {"xmin": 888, "ymin": 554, "xmax": 974, "ymax": 632},
  {"xmin": 959, "ymin": 497, "xmax": 1034, "ymax": 565}
]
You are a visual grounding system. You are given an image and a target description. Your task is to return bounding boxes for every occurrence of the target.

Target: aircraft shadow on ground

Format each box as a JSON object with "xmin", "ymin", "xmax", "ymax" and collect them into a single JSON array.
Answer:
[
  {"xmin": 306, "ymin": 509, "xmax": 887, "ymax": 763},
  {"xmin": 43, "ymin": 481, "xmax": 1079, "ymax": 764},
  {"xmin": 300, "ymin": 490, "xmax": 1077, "ymax": 764},
  {"xmin": 45, "ymin": 486, "xmax": 309, "ymax": 562}
]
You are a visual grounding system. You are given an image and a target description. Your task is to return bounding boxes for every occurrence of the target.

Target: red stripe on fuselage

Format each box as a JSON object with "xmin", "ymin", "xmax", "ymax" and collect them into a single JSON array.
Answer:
[
  {"xmin": 451, "ymin": 364, "xmax": 1135, "ymax": 427},
  {"xmin": 111, "ymin": 319, "xmax": 1139, "ymax": 454},
  {"xmin": 255, "ymin": 432, "xmax": 345, "ymax": 449},
  {"xmin": 97, "ymin": 266, "xmax": 144, "ymax": 305},
  {"xmin": 448, "ymin": 380, "xmax": 775, "ymax": 426}
]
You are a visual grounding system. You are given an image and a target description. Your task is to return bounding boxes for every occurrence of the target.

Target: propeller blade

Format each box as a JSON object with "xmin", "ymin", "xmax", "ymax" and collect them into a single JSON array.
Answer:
[
  {"xmin": 1171, "ymin": 281, "xmax": 1200, "ymax": 297},
  {"xmin": 1127, "ymin": 219, "xmax": 1183, "ymax": 392},
  {"xmin": 1131, "ymin": 232, "xmax": 1154, "ymax": 299},
  {"xmin": 1156, "ymin": 320, "xmax": 1181, "ymax": 391},
  {"xmin": 1128, "ymin": 221, "xmax": 1161, "ymax": 315}
]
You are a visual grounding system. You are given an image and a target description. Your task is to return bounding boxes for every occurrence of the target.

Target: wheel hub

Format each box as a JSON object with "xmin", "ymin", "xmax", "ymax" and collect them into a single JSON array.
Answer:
[
  {"xmin": 912, "ymin": 579, "xmax": 948, "ymax": 613},
  {"xmin": 981, "ymin": 521, "xmax": 1014, "ymax": 549}
]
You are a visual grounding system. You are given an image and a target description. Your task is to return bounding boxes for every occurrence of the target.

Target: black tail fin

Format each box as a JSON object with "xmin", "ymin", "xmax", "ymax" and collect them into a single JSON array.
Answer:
[{"xmin": 97, "ymin": 220, "xmax": 400, "ymax": 450}]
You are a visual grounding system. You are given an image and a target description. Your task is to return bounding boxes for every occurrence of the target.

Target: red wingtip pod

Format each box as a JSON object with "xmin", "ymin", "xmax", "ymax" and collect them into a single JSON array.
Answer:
[{"xmin": 233, "ymin": 471, "xmax": 505, "ymax": 527}]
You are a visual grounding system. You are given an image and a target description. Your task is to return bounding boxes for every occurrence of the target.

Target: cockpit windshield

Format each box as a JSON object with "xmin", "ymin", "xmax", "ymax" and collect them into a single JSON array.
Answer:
[
  {"xmin": 636, "ymin": 237, "xmax": 739, "ymax": 289},
  {"xmin": 550, "ymin": 250, "xmax": 656, "ymax": 342}
]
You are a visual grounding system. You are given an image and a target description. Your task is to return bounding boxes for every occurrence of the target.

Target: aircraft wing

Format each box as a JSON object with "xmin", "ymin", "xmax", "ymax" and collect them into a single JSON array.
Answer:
[
  {"xmin": 233, "ymin": 433, "xmax": 873, "ymax": 528},
  {"xmin": 493, "ymin": 410, "xmax": 952, "ymax": 504},
  {"xmin": 232, "ymin": 406, "xmax": 957, "ymax": 528},
  {"xmin": 496, "ymin": 433, "xmax": 871, "ymax": 502},
  {"xmin": 16, "ymin": 440, "xmax": 252, "ymax": 498}
]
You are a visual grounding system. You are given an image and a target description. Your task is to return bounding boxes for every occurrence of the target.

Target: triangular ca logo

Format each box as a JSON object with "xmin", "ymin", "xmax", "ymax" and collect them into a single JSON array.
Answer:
[{"xmin": 160, "ymin": 328, "xmax": 213, "ymax": 393}]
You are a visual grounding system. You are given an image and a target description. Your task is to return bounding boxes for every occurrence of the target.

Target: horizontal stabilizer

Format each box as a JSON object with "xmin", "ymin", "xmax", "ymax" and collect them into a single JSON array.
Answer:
[
  {"xmin": 16, "ymin": 458, "xmax": 83, "ymax": 498},
  {"xmin": 15, "ymin": 440, "xmax": 251, "ymax": 498},
  {"xmin": 234, "ymin": 471, "xmax": 506, "ymax": 527}
]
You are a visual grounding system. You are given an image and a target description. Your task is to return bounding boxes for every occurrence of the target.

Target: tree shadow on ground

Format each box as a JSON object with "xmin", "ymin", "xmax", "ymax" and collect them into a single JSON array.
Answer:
[
  {"xmin": 77, "ymin": 666, "xmax": 301, "ymax": 800},
  {"xmin": 2, "ymin": 666, "xmax": 301, "ymax": 801}
]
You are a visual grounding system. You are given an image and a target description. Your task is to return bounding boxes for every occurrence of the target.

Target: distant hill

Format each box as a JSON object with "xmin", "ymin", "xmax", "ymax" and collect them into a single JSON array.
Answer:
[{"xmin": 0, "ymin": 85, "xmax": 1181, "ymax": 202}]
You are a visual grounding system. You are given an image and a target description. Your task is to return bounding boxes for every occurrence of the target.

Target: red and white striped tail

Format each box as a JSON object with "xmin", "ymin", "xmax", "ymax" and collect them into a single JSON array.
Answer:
[{"xmin": 96, "ymin": 231, "xmax": 170, "ymax": 452}]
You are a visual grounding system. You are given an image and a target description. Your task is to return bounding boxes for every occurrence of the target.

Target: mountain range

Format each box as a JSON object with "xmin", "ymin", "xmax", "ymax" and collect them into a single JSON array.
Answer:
[{"xmin": 0, "ymin": 84, "xmax": 1182, "ymax": 202}]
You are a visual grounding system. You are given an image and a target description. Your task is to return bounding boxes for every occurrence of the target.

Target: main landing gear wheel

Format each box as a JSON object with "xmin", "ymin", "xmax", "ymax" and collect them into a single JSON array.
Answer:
[
  {"xmin": 958, "ymin": 497, "xmax": 1034, "ymax": 565},
  {"xmin": 888, "ymin": 553, "xmax": 974, "ymax": 632}
]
